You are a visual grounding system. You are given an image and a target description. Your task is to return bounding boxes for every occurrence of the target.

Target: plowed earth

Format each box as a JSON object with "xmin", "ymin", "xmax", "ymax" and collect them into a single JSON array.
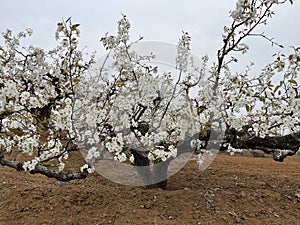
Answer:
[{"xmin": 0, "ymin": 153, "xmax": 299, "ymax": 225}]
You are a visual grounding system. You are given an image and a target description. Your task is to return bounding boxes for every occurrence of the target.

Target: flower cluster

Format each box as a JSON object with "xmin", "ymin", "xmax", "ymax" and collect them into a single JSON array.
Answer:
[
  {"xmin": 176, "ymin": 32, "xmax": 191, "ymax": 72},
  {"xmin": 148, "ymin": 145, "xmax": 177, "ymax": 162},
  {"xmin": 0, "ymin": 18, "xmax": 95, "ymax": 173}
]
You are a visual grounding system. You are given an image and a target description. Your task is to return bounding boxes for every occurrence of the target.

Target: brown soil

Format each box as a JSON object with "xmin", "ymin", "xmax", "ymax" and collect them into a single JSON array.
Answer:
[{"xmin": 0, "ymin": 154, "xmax": 299, "ymax": 225}]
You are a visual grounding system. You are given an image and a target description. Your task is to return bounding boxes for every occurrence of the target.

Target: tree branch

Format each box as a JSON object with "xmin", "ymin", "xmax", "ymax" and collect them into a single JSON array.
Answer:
[
  {"xmin": 0, "ymin": 150, "xmax": 88, "ymax": 182},
  {"xmin": 224, "ymin": 128, "xmax": 300, "ymax": 161}
]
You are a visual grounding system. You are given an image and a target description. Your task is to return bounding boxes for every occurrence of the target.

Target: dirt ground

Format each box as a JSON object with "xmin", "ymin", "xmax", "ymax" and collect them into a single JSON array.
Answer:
[{"xmin": 0, "ymin": 153, "xmax": 299, "ymax": 225}]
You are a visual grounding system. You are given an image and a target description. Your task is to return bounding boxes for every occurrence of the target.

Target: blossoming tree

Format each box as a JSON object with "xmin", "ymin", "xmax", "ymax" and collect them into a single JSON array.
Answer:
[{"xmin": 0, "ymin": 0, "xmax": 299, "ymax": 189}]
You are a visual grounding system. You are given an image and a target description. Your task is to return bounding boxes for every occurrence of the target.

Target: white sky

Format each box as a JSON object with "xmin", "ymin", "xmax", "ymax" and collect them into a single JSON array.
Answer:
[{"xmin": 1, "ymin": 0, "xmax": 300, "ymax": 76}]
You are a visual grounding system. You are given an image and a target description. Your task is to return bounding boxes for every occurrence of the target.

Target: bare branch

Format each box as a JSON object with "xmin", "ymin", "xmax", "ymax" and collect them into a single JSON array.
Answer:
[{"xmin": 248, "ymin": 33, "xmax": 284, "ymax": 48}]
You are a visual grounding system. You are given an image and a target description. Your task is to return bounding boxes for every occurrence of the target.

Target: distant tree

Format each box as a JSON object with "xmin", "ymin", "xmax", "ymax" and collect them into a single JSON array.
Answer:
[{"xmin": 0, "ymin": 0, "xmax": 298, "ymax": 189}]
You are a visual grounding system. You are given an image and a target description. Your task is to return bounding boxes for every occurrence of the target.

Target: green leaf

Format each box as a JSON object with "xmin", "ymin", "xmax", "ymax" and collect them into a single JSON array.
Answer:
[
  {"xmin": 71, "ymin": 24, "xmax": 80, "ymax": 31},
  {"xmin": 42, "ymin": 162, "xmax": 52, "ymax": 167},
  {"xmin": 274, "ymin": 81, "xmax": 283, "ymax": 93},
  {"xmin": 259, "ymin": 97, "xmax": 266, "ymax": 103},
  {"xmin": 274, "ymin": 86, "xmax": 279, "ymax": 93},
  {"xmin": 6, "ymin": 131, "xmax": 14, "ymax": 136},
  {"xmin": 288, "ymin": 79, "xmax": 298, "ymax": 85}
]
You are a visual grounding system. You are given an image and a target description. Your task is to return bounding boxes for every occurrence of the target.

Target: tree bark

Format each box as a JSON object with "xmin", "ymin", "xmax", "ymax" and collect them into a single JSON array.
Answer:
[{"xmin": 224, "ymin": 128, "xmax": 300, "ymax": 161}]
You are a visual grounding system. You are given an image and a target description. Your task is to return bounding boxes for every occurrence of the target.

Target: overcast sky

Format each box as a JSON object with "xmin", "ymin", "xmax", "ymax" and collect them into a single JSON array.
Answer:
[{"xmin": 1, "ymin": 0, "xmax": 300, "ymax": 75}]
